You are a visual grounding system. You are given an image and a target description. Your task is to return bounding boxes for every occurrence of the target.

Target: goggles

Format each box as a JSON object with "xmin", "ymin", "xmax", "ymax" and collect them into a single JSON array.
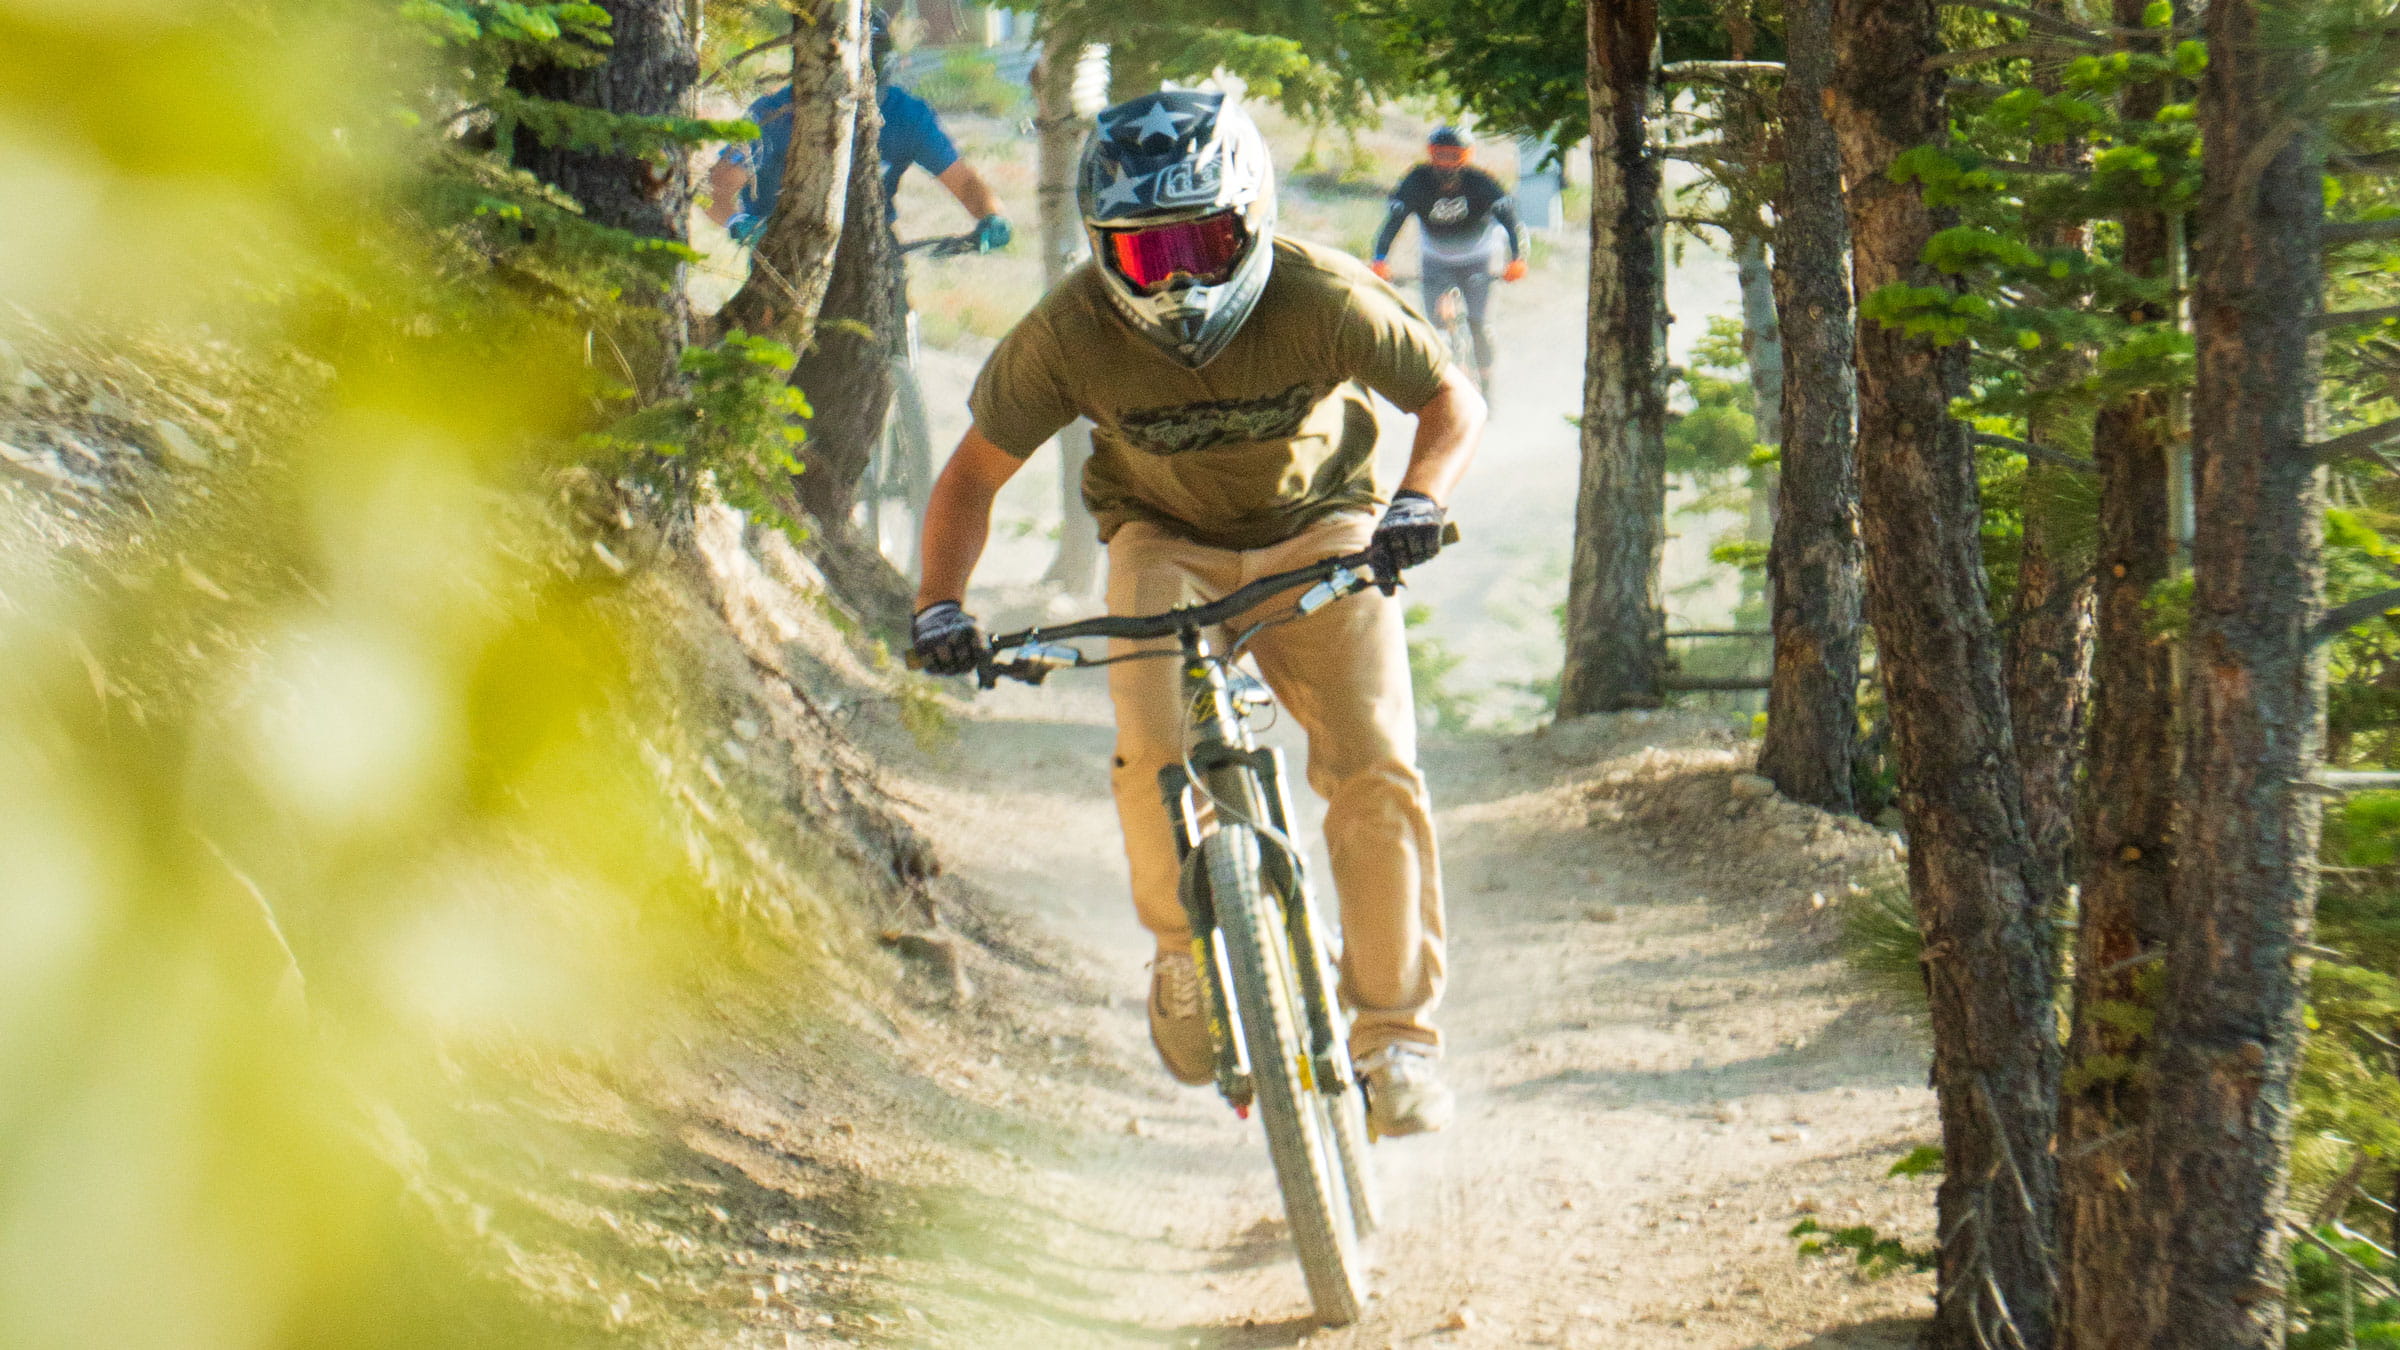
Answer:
[
  {"xmin": 1427, "ymin": 144, "xmax": 1472, "ymax": 169},
  {"xmin": 1106, "ymin": 212, "xmax": 1246, "ymax": 293}
]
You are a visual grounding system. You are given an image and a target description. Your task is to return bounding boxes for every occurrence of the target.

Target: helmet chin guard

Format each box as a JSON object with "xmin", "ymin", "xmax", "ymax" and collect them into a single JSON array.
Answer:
[{"xmin": 1077, "ymin": 90, "xmax": 1277, "ymax": 369}]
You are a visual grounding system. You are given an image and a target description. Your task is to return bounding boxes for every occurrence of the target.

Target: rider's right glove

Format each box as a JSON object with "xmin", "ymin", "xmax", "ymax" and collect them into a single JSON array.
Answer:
[
  {"xmin": 911, "ymin": 600, "xmax": 984, "ymax": 677},
  {"xmin": 1372, "ymin": 489, "xmax": 1447, "ymax": 572},
  {"xmin": 727, "ymin": 212, "xmax": 765, "ymax": 245},
  {"xmin": 1369, "ymin": 258, "xmax": 1394, "ymax": 281},
  {"xmin": 972, "ymin": 213, "xmax": 1013, "ymax": 253}
]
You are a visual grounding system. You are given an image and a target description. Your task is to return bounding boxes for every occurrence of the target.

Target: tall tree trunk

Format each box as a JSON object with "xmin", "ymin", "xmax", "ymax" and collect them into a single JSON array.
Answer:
[
  {"xmin": 717, "ymin": 0, "xmax": 865, "ymax": 348},
  {"xmin": 786, "ymin": 85, "xmax": 912, "ymax": 634},
  {"xmin": 1736, "ymin": 230, "xmax": 1783, "ymax": 450},
  {"xmin": 507, "ymin": 0, "xmax": 700, "ymax": 392},
  {"xmin": 1831, "ymin": 2, "xmax": 2060, "ymax": 1346},
  {"xmin": 2005, "ymin": 0, "xmax": 2098, "ymax": 925},
  {"xmin": 1737, "ymin": 226, "xmax": 1781, "ymax": 632},
  {"xmin": 1559, "ymin": 0, "xmax": 1668, "ymax": 716},
  {"xmin": 1755, "ymin": 0, "xmax": 1860, "ymax": 814},
  {"xmin": 2058, "ymin": 8, "xmax": 2180, "ymax": 1343},
  {"xmin": 2145, "ymin": 0, "xmax": 2327, "ymax": 1342},
  {"xmin": 1033, "ymin": 37, "xmax": 1102, "ymax": 596}
]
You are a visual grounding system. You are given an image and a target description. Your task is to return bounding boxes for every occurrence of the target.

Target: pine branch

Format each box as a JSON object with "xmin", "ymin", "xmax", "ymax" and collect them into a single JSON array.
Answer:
[
  {"xmin": 2316, "ymin": 587, "xmax": 2400, "ymax": 645},
  {"xmin": 2332, "ymin": 149, "xmax": 2400, "ymax": 174},
  {"xmin": 1661, "ymin": 60, "xmax": 1786, "ymax": 79},
  {"xmin": 1938, "ymin": 0, "xmax": 2108, "ymax": 46},
  {"xmin": 2316, "ymin": 302, "xmax": 2400, "ymax": 330},
  {"xmin": 2312, "ymin": 415, "xmax": 2400, "ymax": 464},
  {"xmin": 2326, "ymin": 218, "xmax": 2400, "ymax": 246},
  {"xmin": 1925, "ymin": 40, "xmax": 2096, "ymax": 71},
  {"xmin": 1974, "ymin": 431, "xmax": 2097, "ymax": 473},
  {"xmin": 1666, "ymin": 214, "xmax": 1735, "ymax": 236}
]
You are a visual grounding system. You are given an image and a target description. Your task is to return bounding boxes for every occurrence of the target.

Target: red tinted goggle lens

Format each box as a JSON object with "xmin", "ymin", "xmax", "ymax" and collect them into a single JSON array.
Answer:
[
  {"xmin": 1107, "ymin": 214, "xmax": 1245, "ymax": 292},
  {"xmin": 1427, "ymin": 145, "xmax": 1471, "ymax": 169}
]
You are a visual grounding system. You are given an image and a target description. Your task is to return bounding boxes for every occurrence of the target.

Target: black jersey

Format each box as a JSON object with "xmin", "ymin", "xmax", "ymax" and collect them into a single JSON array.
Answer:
[{"xmin": 1372, "ymin": 164, "xmax": 1525, "ymax": 263}]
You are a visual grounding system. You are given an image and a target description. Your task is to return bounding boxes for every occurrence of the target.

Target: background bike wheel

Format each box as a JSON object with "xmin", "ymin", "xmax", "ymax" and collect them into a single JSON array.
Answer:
[
  {"xmin": 1206, "ymin": 825, "xmax": 1369, "ymax": 1326},
  {"xmin": 868, "ymin": 357, "xmax": 933, "ymax": 574}
]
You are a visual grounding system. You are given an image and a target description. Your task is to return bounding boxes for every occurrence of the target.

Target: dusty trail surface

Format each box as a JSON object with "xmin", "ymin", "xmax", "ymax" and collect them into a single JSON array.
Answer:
[{"xmin": 866, "ymin": 687, "xmax": 1938, "ymax": 1349}]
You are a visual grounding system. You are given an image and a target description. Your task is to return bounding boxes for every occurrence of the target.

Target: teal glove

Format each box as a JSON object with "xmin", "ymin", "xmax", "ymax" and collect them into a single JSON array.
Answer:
[
  {"xmin": 728, "ymin": 213, "xmax": 764, "ymax": 245},
  {"xmin": 972, "ymin": 213, "xmax": 1013, "ymax": 253}
]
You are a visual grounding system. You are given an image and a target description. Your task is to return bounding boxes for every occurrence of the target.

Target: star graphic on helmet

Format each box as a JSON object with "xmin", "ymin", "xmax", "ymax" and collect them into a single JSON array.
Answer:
[
  {"xmin": 1093, "ymin": 166, "xmax": 1146, "ymax": 215},
  {"xmin": 1117, "ymin": 101, "xmax": 1190, "ymax": 146}
]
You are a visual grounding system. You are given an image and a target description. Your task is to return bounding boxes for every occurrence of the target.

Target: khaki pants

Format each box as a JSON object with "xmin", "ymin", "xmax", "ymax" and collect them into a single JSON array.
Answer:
[{"xmin": 1105, "ymin": 511, "xmax": 1446, "ymax": 1055}]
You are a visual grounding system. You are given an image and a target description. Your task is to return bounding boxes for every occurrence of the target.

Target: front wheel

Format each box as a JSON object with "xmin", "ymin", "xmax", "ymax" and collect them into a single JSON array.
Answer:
[{"xmin": 1206, "ymin": 824, "xmax": 1370, "ymax": 1326}]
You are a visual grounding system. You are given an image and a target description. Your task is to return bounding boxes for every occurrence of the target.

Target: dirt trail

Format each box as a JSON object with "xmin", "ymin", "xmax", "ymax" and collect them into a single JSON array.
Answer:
[{"xmin": 861, "ymin": 684, "xmax": 1938, "ymax": 1349}]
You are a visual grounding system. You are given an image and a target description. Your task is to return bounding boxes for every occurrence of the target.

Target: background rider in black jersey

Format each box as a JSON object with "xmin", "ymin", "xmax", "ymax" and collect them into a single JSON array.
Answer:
[{"xmin": 1369, "ymin": 126, "xmax": 1527, "ymax": 394}]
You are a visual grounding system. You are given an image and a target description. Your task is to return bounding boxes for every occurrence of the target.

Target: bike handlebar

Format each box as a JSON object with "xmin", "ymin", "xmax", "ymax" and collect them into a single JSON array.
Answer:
[
  {"xmin": 994, "ymin": 548, "xmax": 1386, "ymax": 649},
  {"xmin": 898, "ymin": 235, "xmax": 978, "ymax": 258},
  {"xmin": 906, "ymin": 522, "xmax": 1460, "ymax": 686}
]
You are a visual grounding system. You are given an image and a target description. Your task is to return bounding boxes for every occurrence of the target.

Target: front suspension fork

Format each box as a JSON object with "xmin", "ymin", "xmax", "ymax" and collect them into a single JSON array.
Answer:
[{"xmin": 1161, "ymin": 747, "xmax": 1352, "ymax": 1101}]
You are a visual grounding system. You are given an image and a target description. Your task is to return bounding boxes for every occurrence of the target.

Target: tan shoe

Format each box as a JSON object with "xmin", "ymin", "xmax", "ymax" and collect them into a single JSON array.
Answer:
[
  {"xmin": 1358, "ymin": 1043, "xmax": 1454, "ymax": 1137},
  {"xmin": 1148, "ymin": 954, "xmax": 1214, "ymax": 1086}
]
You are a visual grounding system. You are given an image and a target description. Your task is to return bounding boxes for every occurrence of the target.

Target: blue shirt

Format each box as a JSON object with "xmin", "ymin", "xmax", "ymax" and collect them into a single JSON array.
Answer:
[{"xmin": 721, "ymin": 84, "xmax": 961, "ymax": 222}]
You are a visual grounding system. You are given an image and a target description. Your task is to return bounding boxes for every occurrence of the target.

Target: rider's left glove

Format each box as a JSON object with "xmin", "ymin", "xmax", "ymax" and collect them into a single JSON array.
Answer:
[
  {"xmin": 1372, "ymin": 490, "xmax": 1447, "ymax": 572},
  {"xmin": 727, "ymin": 212, "xmax": 765, "ymax": 245},
  {"xmin": 972, "ymin": 214, "xmax": 1013, "ymax": 252},
  {"xmin": 912, "ymin": 600, "xmax": 984, "ymax": 677}
]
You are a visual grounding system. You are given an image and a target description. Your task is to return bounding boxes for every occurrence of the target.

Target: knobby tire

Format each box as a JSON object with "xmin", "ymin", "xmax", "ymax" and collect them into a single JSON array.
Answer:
[{"xmin": 1205, "ymin": 824, "xmax": 1369, "ymax": 1326}]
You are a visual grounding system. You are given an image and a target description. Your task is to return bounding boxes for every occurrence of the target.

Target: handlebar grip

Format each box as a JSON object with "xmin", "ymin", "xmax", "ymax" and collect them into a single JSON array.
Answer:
[
  {"xmin": 1441, "ymin": 521, "xmax": 1463, "ymax": 546},
  {"xmin": 904, "ymin": 649, "xmax": 925, "ymax": 671}
]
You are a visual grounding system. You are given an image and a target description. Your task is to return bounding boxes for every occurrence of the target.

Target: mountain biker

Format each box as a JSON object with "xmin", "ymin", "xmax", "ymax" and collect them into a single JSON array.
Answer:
[
  {"xmin": 704, "ymin": 8, "xmax": 1011, "ymax": 254},
  {"xmin": 1368, "ymin": 126, "xmax": 1526, "ymax": 394},
  {"xmin": 909, "ymin": 91, "xmax": 1486, "ymax": 1138}
]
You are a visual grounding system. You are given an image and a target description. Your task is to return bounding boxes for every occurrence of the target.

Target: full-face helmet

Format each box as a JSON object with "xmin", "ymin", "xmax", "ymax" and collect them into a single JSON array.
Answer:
[
  {"xmin": 1427, "ymin": 125, "xmax": 1474, "ymax": 170},
  {"xmin": 1077, "ymin": 90, "xmax": 1276, "ymax": 369}
]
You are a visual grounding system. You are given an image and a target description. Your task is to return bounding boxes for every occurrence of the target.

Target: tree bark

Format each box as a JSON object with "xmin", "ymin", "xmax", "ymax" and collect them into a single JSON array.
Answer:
[
  {"xmin": 1832, "ymin": 2, "xmax": 2060, "ymax": 1345},
  {"xmin": 2145, "ymin": 0, "xmax": 2328, "ymax": 1342},
  {"xmin": 784, "ymin": 87, "xmax": 912, "ymax": 635},
  {"xmin": 1033, "ymin": 38, "xmax": 1103, "ymax": 596},
  {"xmin": 716, "ymin": 0, "xmax": 865, "ymax": 347},
  {"xmin": 2057, "ymin": 7, "xmax": 2180, "ymax": 1343},
  {"xmin": 1737, "ymin": 226, "xmax": 1781, "ymax": 629},
  {"xmin": 1559, "ymin": 0, "xmax": 1668, "ymax": 716},
  {"xmin": 1736, "ymin": 230, "xmax": 1783, "ymax": 450},
  {"xmin": 507, "ymin": 0, "xmax": 700, "ymax": 392},
  {"xmin": 2005, "ymin": 0, "xmax": 2097, "ymax": 924},
  {"xmin": 1755, "ymin": 0, "xmax": 1860, "ymax": 814}
]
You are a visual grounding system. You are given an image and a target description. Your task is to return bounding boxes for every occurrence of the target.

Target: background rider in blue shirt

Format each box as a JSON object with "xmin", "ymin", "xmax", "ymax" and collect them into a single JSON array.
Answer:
[{"xmin": 706, "ymin": 9, "xmax": 1010, "ymax": 253}]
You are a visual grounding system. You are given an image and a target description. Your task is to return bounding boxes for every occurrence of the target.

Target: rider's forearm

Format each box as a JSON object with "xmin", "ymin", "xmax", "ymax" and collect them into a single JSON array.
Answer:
[
  {"xmin": 1398, "ymin": 369, "xmax": 1487, "ymax": 505},
  {"xmin": 1371, "ymin": 202, "xmax": 1407, "ymax": 262},
  {"xmin": 1493, "ymin": 198, "xmax": 1525, "ymax": 260},
  {"xmin": 917, "ymin": 472, "xmax": 995, "ymax": 610},
  {"xmin": 916, "ymin": 427, "xmax": 1026, "ymax": 609},
  {"xmin": 704, "ymin": 161, "xmax": 749, "ymax": 225},
  {"xmin": 937, "ymin": 161, "xmax": 1003, "ymax": 221}
]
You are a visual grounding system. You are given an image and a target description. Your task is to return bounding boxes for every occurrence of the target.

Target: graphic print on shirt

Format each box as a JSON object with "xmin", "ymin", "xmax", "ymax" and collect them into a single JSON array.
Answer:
[
  {"xmin": 1118, "ymin": 384, "xmax": 1321, "ymax": 456},
  {"xmin": 1428, "ymin": 195, "xmax": 1471, "ymax": 225}
]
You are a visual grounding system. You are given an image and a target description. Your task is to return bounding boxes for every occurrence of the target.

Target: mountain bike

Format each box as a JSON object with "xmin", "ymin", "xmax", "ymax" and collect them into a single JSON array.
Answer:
[
  {"xmin": 916, "ymin": 541, "xmax": 1453, "ymax": 1325},
  {"xmin": 1394, "ymin": 265, "xmax": 1488, "ymax": 398},
  {"xmin": 865, "ymin": 234, "xmax": 977, "ymax": 576}
]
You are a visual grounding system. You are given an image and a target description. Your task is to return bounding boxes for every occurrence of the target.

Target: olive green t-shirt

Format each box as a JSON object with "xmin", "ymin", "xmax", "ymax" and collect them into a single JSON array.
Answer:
[{"xmin": 968, "ymin": 236, "xmax": 1451, "ymax": 551}]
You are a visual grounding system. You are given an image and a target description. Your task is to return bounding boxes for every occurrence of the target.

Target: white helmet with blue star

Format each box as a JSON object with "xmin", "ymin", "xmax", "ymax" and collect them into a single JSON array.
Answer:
[{"xmin": 1076, "ymin": 90, "xmax": 1277, "ymax": 369}]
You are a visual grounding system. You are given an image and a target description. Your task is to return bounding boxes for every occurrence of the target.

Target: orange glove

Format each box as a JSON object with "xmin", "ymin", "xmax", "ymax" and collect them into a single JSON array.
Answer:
[
  {"xmin": 1370, "ymin": 258, "xmax": 1393, "ymax": 281},
  {"xmin": 1502, "ymin": 258, "xmax": 1529, "ymax": 282}
]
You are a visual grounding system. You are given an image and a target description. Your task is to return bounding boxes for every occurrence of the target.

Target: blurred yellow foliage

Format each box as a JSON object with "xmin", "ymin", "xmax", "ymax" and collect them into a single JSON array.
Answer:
[{"xmin": 0, "ymin": 4, "xmax": 767, "ymax": 1345}]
